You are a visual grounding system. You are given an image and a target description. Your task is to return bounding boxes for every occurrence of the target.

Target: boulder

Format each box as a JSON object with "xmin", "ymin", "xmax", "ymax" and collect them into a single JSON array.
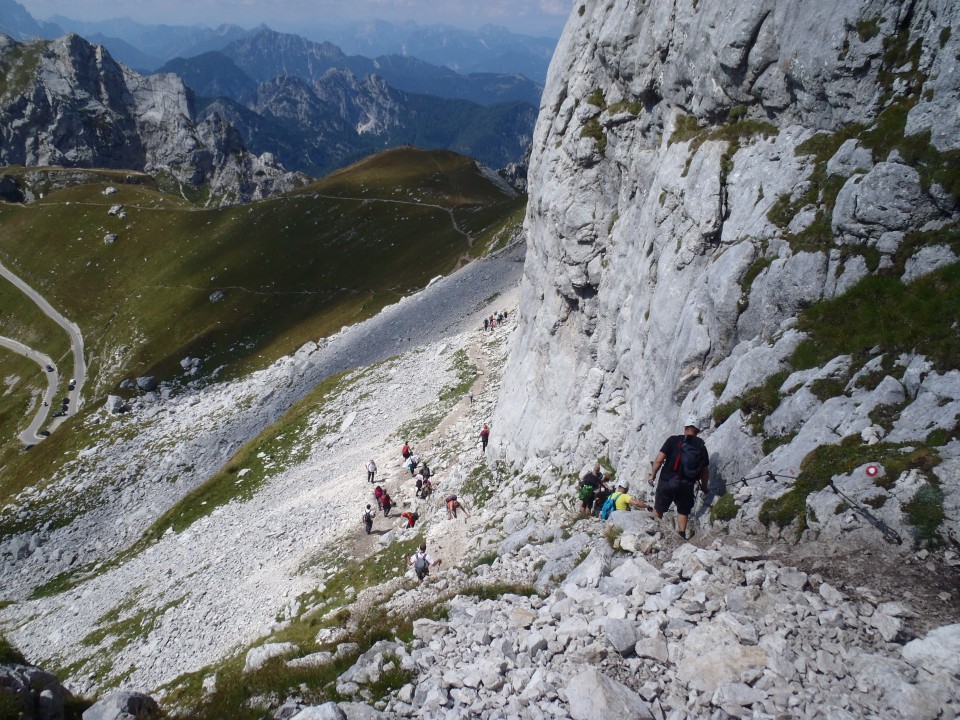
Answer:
[
  {"xmin": 902, "ymin": 623, "xmax": 960, "ymax": 678},
  {"xmin": 105, "ymin": 395, "xmax": 123, "ymax": 414},
  {"xmin": 244, "ymin": 643, "xmax": 298, "ymax": 672},
  {"xmin": 290, "ymin": 704, "xmax": 347, "ymax": 720},
  {"xmin": 135, "ymin": 376, "xmax": 157, "ymax": 392},
  {"xmin": 564, "ymin": 547, "xmax": 610, "ymax": 589},
  {"xmin": 565, "ymin": 667, "xmax": 653, "ymax": 720},
  {"xmin": 82, "ymin": 691, "xmax": 158, "ymax": 720}
]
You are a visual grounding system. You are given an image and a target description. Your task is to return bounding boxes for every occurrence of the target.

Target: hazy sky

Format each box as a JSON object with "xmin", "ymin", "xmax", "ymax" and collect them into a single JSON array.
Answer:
[{"xmin": 17, "ymin": 0, "xmax": 572, "ymax": 36}]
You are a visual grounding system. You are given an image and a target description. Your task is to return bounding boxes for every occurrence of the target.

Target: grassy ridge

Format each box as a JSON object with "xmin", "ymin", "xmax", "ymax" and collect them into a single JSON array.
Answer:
[{"xmin": 0, "ymin": 148, "xmax": 523, "ymax": 390}]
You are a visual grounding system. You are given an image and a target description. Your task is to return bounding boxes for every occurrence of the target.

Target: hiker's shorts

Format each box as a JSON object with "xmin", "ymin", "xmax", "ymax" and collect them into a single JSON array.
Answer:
[{"xmin": 655, "ymin": 479, "xmax": 696, "ymax": 515}]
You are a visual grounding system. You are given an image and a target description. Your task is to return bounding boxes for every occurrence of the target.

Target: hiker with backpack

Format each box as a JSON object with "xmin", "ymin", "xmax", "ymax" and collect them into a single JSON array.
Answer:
[
  {"xmin": 578, "ymin": 463, "xmax": 607, "ymax": 514},
  {"xmin": 420, "ymin": 477, "xmax": 434, "ymax": 499},
  {"xmin": 362, "ymin": 504, "xmax": 374, "ymax": 534},
  {"xmin": 381, "ymin": 491, "xmax": 393, "ymax": 517},
  {"xmin": 599, "ymin": 481, "xmax": 649, "ymax": 519},
  {"xmin": 373, "ymin": 485, "xmax": 384, "ymax": 510},
  {"xmin": 408, "ymin": 542, "xmax": 440, "ymax": 581},
  {"xmin": 479, "ymin": 423, "xmax": 490, "ymax": 452},
  {"xmin": 445, "ymin": 494, "xmax": 469, "ymax": 521},
  {"xmin": 406, "ymin": 454, "xmax": 418, "ymax": 476},
  {"xmin": 400, "ymin": 510, "xmax": 419, "ymax": 528},
  {"xmin": 401, "ymin": 442, "xmax": 411, "ymax": 460},
  {"xmin": 648, "ymin": 415, "xmax": 710, "ymax": 539},
  {"xmin": 366, "ymin": 459, "xmax": 377, "ymax": 484}
]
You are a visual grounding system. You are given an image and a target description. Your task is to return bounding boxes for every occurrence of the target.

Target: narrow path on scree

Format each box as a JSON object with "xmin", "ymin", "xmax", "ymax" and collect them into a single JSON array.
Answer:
[{"xmin": 346, "ymin": 328, "xmax": 498, "ymax": 566}]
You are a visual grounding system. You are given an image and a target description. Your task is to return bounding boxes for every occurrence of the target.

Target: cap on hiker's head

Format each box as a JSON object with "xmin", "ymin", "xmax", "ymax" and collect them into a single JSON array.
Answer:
[
  {"xmin": 618, "ymin": 481, "xmax": 629, "ymax": 491},
  {"xmin": 684, "ymin": 415, "xmax": 701, "ymax": 431}
]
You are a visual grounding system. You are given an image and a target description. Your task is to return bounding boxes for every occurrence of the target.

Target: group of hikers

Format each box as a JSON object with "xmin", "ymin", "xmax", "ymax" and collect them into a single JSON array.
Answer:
[
  {"xmin": 362, "ymin": 434, "xmax": 479, "ymax": 539},
  {"xmin": 578, "ymin": 416, "xmax": 710, "ymax": 539},
  {"xmin": 482, "ymin": 309, "xmax": 508, "ymax": 332}
]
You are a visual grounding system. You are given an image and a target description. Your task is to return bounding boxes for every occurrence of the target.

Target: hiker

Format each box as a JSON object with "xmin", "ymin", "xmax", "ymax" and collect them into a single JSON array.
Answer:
[
  {"xmin": 484, "ymin": 317, "xmax": 489, "ymax": 331},
  {"xmin": 400, "ymin": 510, "xmax": 419, "ymax": 528},
  {"xmin": 479, "ymin": 423, "xmax": 490, "ymax": 452},
  {"xmin": 406, "ymin": 454, "xmax": 418, "ymax": 476},
  {"xmin": 421, "ymin": 462, "xmax": 432, "ymax": 481},
  {"xmin": 648, "ymin": 415, "xmax": 710, "ymax": 539},
  {"xmin": 408, "ymin": 542, "xmax": 440, "ymax": 581},
  {"xmin": 362, "ymin": 504, "xmax": 374, "ymax": 534},
  {"xmin": 420, "ymin": 477, "xmax": 434, "ymax": 498},
  {"xmin": 503, "ymin": 309, "xmax": 508, "ymax": 321},
  {"xmin": 401, "ymin": 441, "xmax": 411, "ymax": 460},
  {"xmin": 414, "ymin": 472, "xmax": 424, "ymax": 497},
  {"xmin": 467, "ymin": 390, "xmax": 474, "ymax": 404},
  {"xmin": 366, "ymin": 459, "xmax": 377, "ymax": 483},
  {"xmin": 373, "ymin": 485, "xmax": 384, "ymax": 510},
  {"xmin": 578, "ymin": 463, "xmax": 606, "ymax": 514},
  {"xmin": 611, "ymin": 481, "xmax": 649, "ymax": 511},
  {"xmin": 381, "ymin": 491, "xmax": 393, "ymax": 517},
  {"xmin": 446, "ymin": 494, "xmax": 469, "ymax": 521}
]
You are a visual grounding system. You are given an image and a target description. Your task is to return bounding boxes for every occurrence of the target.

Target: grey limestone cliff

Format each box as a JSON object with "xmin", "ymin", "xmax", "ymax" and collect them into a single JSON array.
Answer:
[
  {"xmin": 0, "ymin": 33, "xmax": 307, "ymax": 204},
  {"xmin": 493, "ymin": 0, "xmax": 960, "ymax": 543}
]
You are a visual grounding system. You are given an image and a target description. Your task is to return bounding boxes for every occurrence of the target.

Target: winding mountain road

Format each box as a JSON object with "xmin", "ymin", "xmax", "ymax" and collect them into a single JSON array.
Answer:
[
  {"xmin": 0, "ymin": 259, "xmax": 86, "ymax": 443},
  {"xmin": 0, "ymin": 336, "xmax": 57, "ymax": 444}
]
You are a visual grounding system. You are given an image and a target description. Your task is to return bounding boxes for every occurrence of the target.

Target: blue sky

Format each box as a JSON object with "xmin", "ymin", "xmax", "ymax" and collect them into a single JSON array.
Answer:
[{"xmin": 17, "ymin": 0, "xmax": 572, "ymax": 36}]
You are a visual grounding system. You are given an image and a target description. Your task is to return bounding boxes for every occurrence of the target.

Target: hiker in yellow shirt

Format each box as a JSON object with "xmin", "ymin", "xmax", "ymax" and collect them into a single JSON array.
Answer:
[{"xmin": 613, "ymin": 481, "xmax": 650, "ymax": 511}]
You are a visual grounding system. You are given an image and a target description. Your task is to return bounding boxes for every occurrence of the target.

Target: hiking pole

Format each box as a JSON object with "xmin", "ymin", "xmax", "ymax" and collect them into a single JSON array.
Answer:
[{"xmin": 827, "ymin": 481, "xmax": 903, "ymax": 545}]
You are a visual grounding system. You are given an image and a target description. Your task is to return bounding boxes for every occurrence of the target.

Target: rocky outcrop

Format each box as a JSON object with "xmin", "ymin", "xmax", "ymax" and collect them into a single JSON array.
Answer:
[
  {"xmin": 0, "ymin": 661, "xmax": 71, "ymax": 720},
  {"xmin": 493, "ymin": 0, "xmax": 960, "ymax": 545},
  {"xmin": 0, "ymin": 33, "xmax": 307, "ymax": 204}
]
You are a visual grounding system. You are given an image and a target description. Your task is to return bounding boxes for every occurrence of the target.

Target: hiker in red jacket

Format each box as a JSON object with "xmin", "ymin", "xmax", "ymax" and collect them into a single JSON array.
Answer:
[{"xmin": 479, "ymin": 423, "xmax": 490, "ymax": 452}]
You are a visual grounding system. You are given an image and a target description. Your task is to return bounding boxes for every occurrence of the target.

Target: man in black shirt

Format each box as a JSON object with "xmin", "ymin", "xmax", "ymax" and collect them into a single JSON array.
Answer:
[
  {"xmin": 578, "ymin": 463, "xmax": 606, "ymax": 513},
  {"xmin": 648, "ymin": 416, "xmax": 709, "ymax": 539}
]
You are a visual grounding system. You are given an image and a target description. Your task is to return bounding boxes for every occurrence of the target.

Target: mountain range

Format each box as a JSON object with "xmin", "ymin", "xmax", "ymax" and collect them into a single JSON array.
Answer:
[
  {"xmin": 0, "ymin": 0, "xmax": 556, "ymax": 82},
  {"xmin": 0, "ymin": 1, "xmax": 540, "ymax": 180}
]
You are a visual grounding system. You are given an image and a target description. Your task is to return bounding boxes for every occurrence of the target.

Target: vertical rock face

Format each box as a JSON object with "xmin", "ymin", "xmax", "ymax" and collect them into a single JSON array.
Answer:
[
  {"xmin": 0, "ymin": 33, "xmax": 307, "ymax": 204},
  {"xmin": 493, "ymin": 0, "xmax": 960, "ymax": 488}
]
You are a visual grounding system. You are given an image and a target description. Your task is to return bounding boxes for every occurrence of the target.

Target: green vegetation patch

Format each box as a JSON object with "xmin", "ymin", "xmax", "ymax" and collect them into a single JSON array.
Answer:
[
  {"xmin": 0, "ymin": 41, "xmax": 43, "ymax": 100},
  {"xmin": 0, "ymin": 634, "xmax": 27, "ymax": 664},
  {"xmin": 759, "ymin": 437, "xmax": 942, "ymax": 530},
  {"xmin": 296, "ymin": 534, "xmax": 424, "ymax": 621},
  {"xmin": 461, "ymin": 463, "xmax": 497, "ymax": 508},
  {"xmin": 669, "ymin": 111, "xmax": 777, "ymax": 176},
  {"xmin": 710, "ymin": 493, "xmax": 739, "ymax": 522},
  {"xmin": 713, "ymin": 371, "xmax": 788, "ymax": 434},
  {"xmin": 856, "ymin": 17, "xmax": 882, "ymax": 42},
  {"xmin": 791, "ymin": 263, "xmax": 960, "ymax": 374},
  {"xmin": 82, "ymin": 595, "xmax": 186, "ymax": 656},
  {"xmin": 904, "ymin": 482, "xmax": 945, "ymax": 545},
  {"xmin": 456, "ymin": 583, "xmax": 539, "ymax": 601}
]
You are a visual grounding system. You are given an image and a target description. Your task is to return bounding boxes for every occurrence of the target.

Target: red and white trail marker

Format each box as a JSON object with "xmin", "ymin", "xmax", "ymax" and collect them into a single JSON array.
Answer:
[{"xmin": 865, "ymin": 465, "xmax": 879, "ymax": 477}]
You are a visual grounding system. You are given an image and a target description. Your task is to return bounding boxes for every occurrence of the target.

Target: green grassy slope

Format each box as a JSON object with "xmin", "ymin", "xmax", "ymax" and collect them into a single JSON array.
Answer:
[{"xmin": 0, "ymin": 148, "xmax": 523, "ymax": 386}]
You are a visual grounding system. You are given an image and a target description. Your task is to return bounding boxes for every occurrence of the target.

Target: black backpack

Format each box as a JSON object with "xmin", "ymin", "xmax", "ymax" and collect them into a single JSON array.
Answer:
[{"xmin": 675, "ymin": 436, "xmax": 705, "ymax": 482}]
